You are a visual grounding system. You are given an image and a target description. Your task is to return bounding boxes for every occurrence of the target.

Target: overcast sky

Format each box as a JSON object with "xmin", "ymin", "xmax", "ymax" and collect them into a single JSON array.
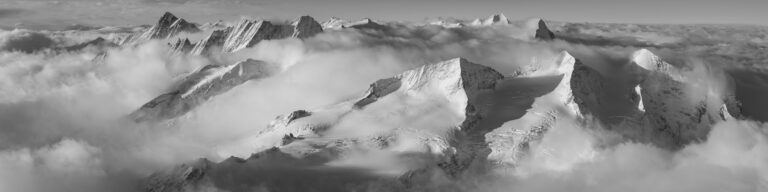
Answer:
[{"xmin": 1, "ymin": 0, "xmax": 767, "ymax": 29}]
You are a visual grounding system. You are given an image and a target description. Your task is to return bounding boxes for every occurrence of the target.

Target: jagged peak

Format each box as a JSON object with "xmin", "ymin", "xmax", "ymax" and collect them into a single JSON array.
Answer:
[
  {"xmin": 532, "ymin": 18, "xmax": 556, "ymax": 40},
  {"xmin": 159, "ymin": 12, "xmax": 179, "ymax": 23}
]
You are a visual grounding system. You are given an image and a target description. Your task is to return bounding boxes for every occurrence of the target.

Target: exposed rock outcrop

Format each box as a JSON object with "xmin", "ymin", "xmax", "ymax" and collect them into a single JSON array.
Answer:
[{"xmin": 533, "ymin": 19, "xmax": 556, "ymax": 40}]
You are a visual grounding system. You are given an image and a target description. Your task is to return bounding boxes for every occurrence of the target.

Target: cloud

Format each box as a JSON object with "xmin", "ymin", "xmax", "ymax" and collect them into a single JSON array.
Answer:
[
  {"xmin": 0, "ymin": 139, "xmax": 104, "ymax": 192},
  {"xmin": 481, "ymin": 119, "xmax": 768, "ymax": 192},
  {"xmin": 0, "ymin": 8, "xmax": 26, "ymax": 19},
  {"xmin": 0, "ymin": 30, "xmax": 54, "ymax": 53}
]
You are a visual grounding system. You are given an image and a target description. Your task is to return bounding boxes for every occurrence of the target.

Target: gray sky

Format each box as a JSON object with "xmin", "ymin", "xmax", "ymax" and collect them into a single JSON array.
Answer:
[{"xmin": 1, "ymin": 0, "xmax": 767, "ymax": 29}]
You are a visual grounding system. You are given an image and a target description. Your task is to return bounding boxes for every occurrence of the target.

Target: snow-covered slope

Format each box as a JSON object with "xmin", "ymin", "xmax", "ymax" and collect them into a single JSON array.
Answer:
[
  {"xmin": 485, "ymin": 51, "xmax": 601, "ymax": 165},
  {"xmin": 130, "ymin": 59, "xmax": 277, "ymax": 122}
]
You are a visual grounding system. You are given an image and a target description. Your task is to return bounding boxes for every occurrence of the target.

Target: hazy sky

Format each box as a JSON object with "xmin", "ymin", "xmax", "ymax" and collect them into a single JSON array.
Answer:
[{"xmin": 1, "ymin": 0, "xmax": 767, "ymax": 29}]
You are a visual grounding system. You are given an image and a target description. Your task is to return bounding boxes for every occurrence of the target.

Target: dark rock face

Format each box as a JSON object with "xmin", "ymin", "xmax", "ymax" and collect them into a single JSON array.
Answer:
[
  {"xmin": 130, "ymin": 59, "xmax": 276, "ymax": 122},
  {"xmin": 570, "ymin": 56, "xmax": 608, "ymax": 118},
  {"xmin": 534, "ymin": 19, "xmax": 556, "ymax": 40}
]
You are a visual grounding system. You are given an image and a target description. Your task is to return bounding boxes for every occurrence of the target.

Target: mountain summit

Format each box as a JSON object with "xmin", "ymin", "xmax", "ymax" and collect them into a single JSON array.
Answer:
[{"xmin": 137, "ymin": 12, "xmax": 200, "ymax": 41}]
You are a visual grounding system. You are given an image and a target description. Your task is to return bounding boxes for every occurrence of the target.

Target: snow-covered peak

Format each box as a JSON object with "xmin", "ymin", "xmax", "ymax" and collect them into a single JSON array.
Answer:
[
  {"xmin": 291, "ymin": 16, "xmax": 324, "ymax": 38},
  {"xmin": 321, "ymin": 17, "xmax": 347, "ymax": 29},
  {"xmin": 137, "ymin": 12, "xmax": 200, "ymax": 41},
  {"xmin": 355, "ymin": 57, "xmax": 502, "ymax": 109},
  {"xmin": 632, "ymin": 49, "xmax": 663, "ymax": 70},
  {"xmin": 470, "ymin": 13, "xmax": 511, "ymax": 26},
  {"xmin": 552, "ymin": 51, "xmax": 582, "ymax": 116},
  {"xmin": 484, "ymin": 13, "xmax": 511, "ymax": 25},
  {"xmin": 632, "ymin": 49, "xmax": 685, "ymax": 81}
]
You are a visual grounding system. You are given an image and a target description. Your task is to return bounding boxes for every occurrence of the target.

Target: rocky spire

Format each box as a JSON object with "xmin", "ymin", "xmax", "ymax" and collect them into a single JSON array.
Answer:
[{"xmin": 534, "ymin": 19, "xmax": 556, "ymax": 40}]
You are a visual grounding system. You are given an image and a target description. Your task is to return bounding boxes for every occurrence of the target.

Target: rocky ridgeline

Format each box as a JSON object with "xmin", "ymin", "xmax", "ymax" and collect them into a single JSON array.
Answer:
[
  {"xmin": 169, "ymin": 15, "xmax": 323, "ymax": 55},
  {"xmin": 123, "ymin": 12, "xmax": 200, "ymax": 44},
  {"xmin": 130, "ymin": 59, "xmax": 277, "ymax": 122}
]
